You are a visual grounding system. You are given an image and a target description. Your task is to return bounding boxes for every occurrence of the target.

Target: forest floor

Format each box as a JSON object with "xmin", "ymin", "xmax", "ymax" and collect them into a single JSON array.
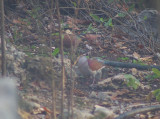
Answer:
[{"xmin": 4, "ymin": 3, "xmax": 160, "ymax": 119}]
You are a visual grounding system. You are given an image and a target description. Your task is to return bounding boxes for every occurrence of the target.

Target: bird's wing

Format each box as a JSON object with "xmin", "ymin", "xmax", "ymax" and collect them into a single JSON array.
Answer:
[{"xmin": 88, "ymin": 59, "xmax": 104, "ymax": 71}]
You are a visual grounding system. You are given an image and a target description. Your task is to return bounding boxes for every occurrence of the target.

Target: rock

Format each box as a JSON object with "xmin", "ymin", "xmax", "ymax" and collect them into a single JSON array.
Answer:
[
  {"xmin": 54, "ymin": 57, "xmax": 78, "ymax": 79},
  {"xmin": 63, "ymin": 109, "xmax": 93, "ymax": 119},
  {"xmin": 24, "ymin": 56, "xmax": 55, "ymax": 85},
  {"xmin": 93, "ymin": 105, "xmax": 115, "ymax": 119}
]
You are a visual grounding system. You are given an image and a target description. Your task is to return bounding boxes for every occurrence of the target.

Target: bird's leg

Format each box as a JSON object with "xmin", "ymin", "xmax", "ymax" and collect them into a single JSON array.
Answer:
[
  {"xmin": 98, "ymin": 71, "xmax": 102, "ymax": 82},
  {"xmin": 91, "ymin": 70, "xmax": 102, "ymax": 85},
  {"xmin": 91, "ymin": 74, "xmax": 96, "ymax": 85}
]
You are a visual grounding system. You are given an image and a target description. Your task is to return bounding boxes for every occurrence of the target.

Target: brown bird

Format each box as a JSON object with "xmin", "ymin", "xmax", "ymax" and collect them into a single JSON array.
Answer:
[{"xmin": 77, "ymin": 56, "xmax": 105, "ymax": 84}]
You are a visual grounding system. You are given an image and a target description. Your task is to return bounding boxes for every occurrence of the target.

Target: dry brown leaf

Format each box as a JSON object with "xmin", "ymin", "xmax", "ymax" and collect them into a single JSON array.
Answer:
[
  {"xmin": 13, "ymin": 19, "xmax": 27, "ymax": 25},
  {"xmin": 98, "ymin": 77, "xmax": 112, "ymax": 85},
  {"xmin": 131, "ymin": 68, "xmax": 137, "ymax": 75},
  {"xmin": 66, "ymin": 21, "xmax": 79, "ymax": 30},
  {"xmin": 152, "ymin": 115, "xmax": 160, "ymax": 119},
  {"xmin": 39, "ymin": 81, "xmax": 50, "ymax": 90},
  {"xmin": 114, "ymin": 42, "xmax": 125, "ymax": 49},
  {"xmin": 140, "ymin": 56, "xmax": 153, "ymax": 62},
  {"xmin": 66, "ymin": 16, "xmax": 90, "ymax": 25},
  {"xmin": 111, "ymin": 89, "xmax": 129, "ymax": 99},
  {"xmin": 85, "ymin": 34, "xmax": 101, "ymax": 41},
  {"xmin": 85, "ymin": 34, "xmax": 101, "ymax": 45},
  {"xmin": 18, "ymin": 108, "xmax": 31, "ymax": 119},
  {"xmin": 120, "ymin": 46, "xmax": 127, "ymax": 49},
  {"xmin": 133, "ymin": 52, "xmax": 141, "ymax": 60}
]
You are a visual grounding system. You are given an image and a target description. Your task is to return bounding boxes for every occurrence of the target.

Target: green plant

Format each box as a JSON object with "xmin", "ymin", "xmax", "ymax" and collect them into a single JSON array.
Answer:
[
  {"xmin": 128, "ymin": 4, "xmax": 135, "ymax": 13},
  {"xmin": 27, "ymin": 7, "xmax": 41, "ymax": 19},
  {"xmin": 26, "ymin": 6, "xmax": 43, "ymax": 33},
  {"xmin": 90, "ymin": 14, "xmax": 113, "ymax": 28},
  {"xmin": 152, "ymin": 89, "xmax": 160, "ymax": 101},
  {"xmin": 132, "ymin": 59, "xmax": 145, "ymax": 65},
  {"xmin": 117, "ymin": 12, "xmax": 126, "ymax": 17},
  {"xmin": 71, "ymin": 1, "xmax": 77, "ymax": 7},
  {"xmin": 21, "ymin": 18, "xmax": 31, "ymax": 26},
  {"xmin": 101, "ymin": 56, "xmax": 106, "ymax": 58},
  {"xmin": 152, "ymin": 68, "xmax": 160, "ymax": 78},
  {"xmin": 146, "ymin": 68, "xmax": 160, "ymax": 80},
  {"xmin": 64, "ymin": 51, "xmax": 69, "ymax": 55},
  {"xmin": 90, "ymin": 14, "xmax": 107, "ymax": 23},
  {"xmin": 25, "ymin": 51, "xmax": 34, "ymax": 57},
  {"xmin": 31, "ymin": 45, "xmax": 36, "ymax": 49},
  {"xmin": 12, "ymin": 26, "xmax": 23, "ymax": 43},
  {"xmin": 52, "ymin": 48, "xmax": 60, "ymax": 56},
  {"xmin": 117, "ymin": 57, "xmax": 129, "ymax": 61},
  {"xmin": 124, "ymin": 74, "xmax": 140, "ymax": 90},
  {"xmin": 83, "ymin": 23, "xmax": 98, "ymax": 34},
  {"xmin": 104, "ymin": 18, "xmax": 113, "ymax": 27},
  {"xmin": 52, "ymin": 32, "xmax": 59, "ymax": 36}
]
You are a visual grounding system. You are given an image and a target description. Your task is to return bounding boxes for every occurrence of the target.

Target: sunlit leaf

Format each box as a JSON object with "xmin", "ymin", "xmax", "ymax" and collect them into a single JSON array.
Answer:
[
  {"xmin": 71, "ymin": 1, "xmax": 77, "ymax": 7},
  {"xmin": 52, "ymin": 48, "xmax": 59, "ymax": 56},
  {"xmin": 104, "ymin": 18, "xmax": 113, "ymax": 27}
]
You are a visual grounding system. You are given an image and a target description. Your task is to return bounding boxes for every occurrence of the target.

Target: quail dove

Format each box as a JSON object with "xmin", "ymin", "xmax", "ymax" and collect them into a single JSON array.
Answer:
[{"xmin": 77, "ymin": 56, "xmax": 105, "ymax": 84}]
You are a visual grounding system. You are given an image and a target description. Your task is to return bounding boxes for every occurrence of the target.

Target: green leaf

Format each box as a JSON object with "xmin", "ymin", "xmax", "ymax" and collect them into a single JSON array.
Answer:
[
  {"xmin": 86, "ymin": 56, "xmax": 89, "ymax": 58},
  {"xmin": 152, "ymin": 68, "xmax": 160, "ymax": 77},
  {"xmin": 101, "ymin": 56, "xmax": 106, "ymax": 58},
  {"xmin": 152, "ymin": 89, "xmax": 160, "ymax": 101},
  {"xmin": 88, "ymin": 24, "xmax": 93, "ymax": 30},
  {"xmin": 52, "ymin": 48, "xmax": 59, "ymax": 56},
  {"xmin": 64, "ymin": 51, "xmax": 69, "ymax": 55},
  {"xmin": 84, "ymin": 23, "xmax": 98, "ymax": 33},
  {"xmin": 124, "ymin": 74, "xmax": 140, "ymax": 90},
  {"xmin": 52, "ymin": 33, "xmax": 59, "ymax": 36},
  {"xmin": 132, "ymin": 59, "xmax": 145, "ymax": 65},
  {"xmin": 128, "ymin": 4, "xmax": 135, "ymax": 13},
  {"xmin": 90, "ymin": 14, "xmax": 100, "ymax": 22},
  {"xmin": 71, "ymin": 1, "xmax": 77, "ymax": 7},
  {"xmin": 104, "ymin": 18, "xmax": 113, "ymax": 27},
  {"xmin": 86, "ymin": 23, "xmax": 93, "ymax": 33},
  {"xmin": 117, "ymin": 13, "xmax": 126, "ymax": 17},
  {"xmin": 143, "ymin": 15, "xmax": 147, "ymax": 20},
  {"xmin": 117, "ymin": 57, "xmax": 129, "ymax": 61},
  {"xmin": 100, "ymin": 18, "xmax": 104, "ymax": 23},
  {"xmin": 31, "ymin": 45, "xmax": 36, "ymax": 49}
]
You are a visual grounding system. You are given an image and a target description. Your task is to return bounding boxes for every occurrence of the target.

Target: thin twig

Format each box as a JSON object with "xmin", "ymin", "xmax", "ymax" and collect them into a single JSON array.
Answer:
[{"xmin": 56, "ymin": 0, "xmax": 65, "ymax": 119}]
